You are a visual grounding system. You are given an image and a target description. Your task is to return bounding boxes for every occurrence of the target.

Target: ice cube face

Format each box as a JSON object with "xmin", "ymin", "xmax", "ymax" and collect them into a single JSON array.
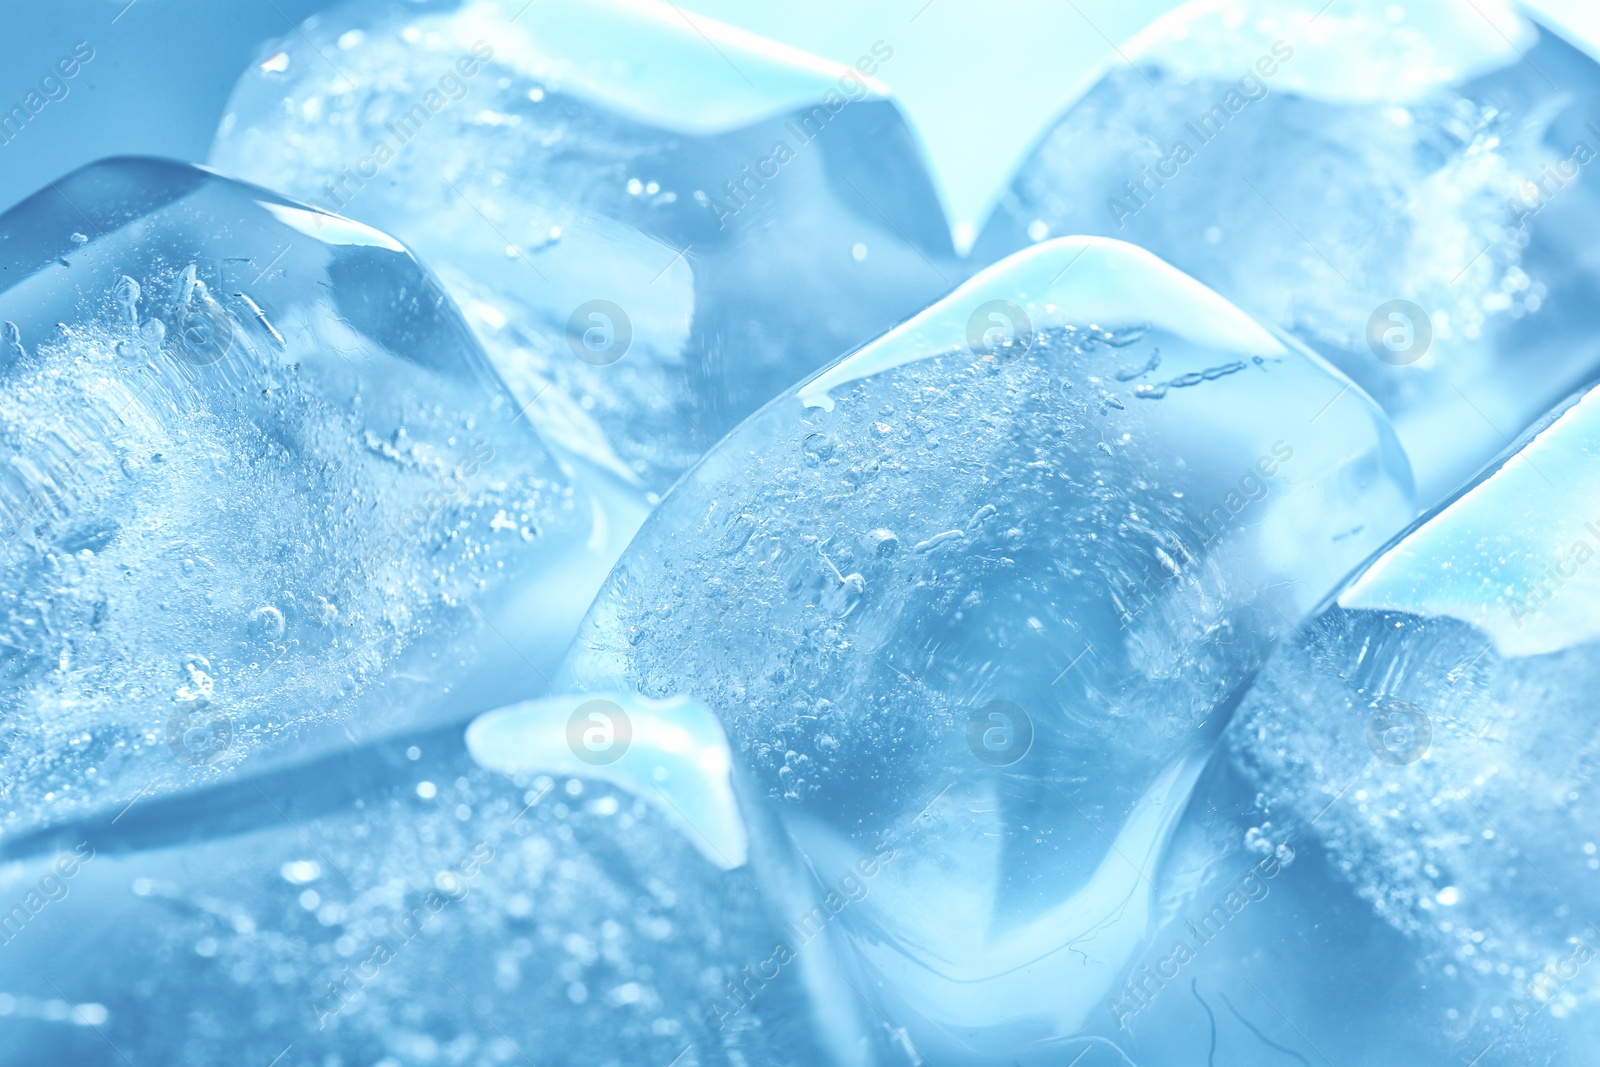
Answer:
[
  {"xmin": 1227, "ymin": 382, "xmax": 1600, "ymax": 1058},
  {"xmin": 209, "ymin": 0, "xmax": 957, "ymax": 493},
  {"xmin": 559, "ymin": 238, "xmax": 1415, "ymax": 1059},
  {"xmin": 980, "ymin": 0, "xmax": 1600, "ymax": 505},
  {"xmin": 0, "ymin": 157, "xmax": 605, "ymax": 838},
  {"xmin": 0, "ymin": 724, "xmax": 841, "ymax": 1067}
]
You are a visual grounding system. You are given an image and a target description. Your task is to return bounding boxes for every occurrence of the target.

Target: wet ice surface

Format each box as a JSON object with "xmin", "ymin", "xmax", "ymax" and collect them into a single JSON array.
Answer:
[
  {"xmin": 0, "ymin": 720, "xmax": 844, "ymax": 1067},
  {"xmin": 560, "ymin": 237, "xmax": 1415, "ymax": 1062},
  {"xmin": 0, "ymin": 158, "xmax": 630, "ymax": 842},
  {"xmin": 1224, "ymin": 384, "xmax": 1600, "ymax": 1063},
  {"xmin": 209, "ymin": 0, "xmax": 958, "ymax": 495},
  {"xmin": 980, "ymin": 0, "xmax": 1600, "ymax": 506}
]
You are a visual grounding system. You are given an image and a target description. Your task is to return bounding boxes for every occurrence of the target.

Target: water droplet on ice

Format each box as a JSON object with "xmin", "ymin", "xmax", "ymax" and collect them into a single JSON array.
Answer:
[{"xmin": 801, "ymin": 432, "xmax": 834, "ymax": 466}]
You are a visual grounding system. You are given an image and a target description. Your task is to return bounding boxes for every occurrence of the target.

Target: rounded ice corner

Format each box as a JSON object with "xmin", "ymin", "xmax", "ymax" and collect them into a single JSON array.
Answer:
[{"xmin": 796, "ymin": 236, "xmax": 1293, "ymax": 409}]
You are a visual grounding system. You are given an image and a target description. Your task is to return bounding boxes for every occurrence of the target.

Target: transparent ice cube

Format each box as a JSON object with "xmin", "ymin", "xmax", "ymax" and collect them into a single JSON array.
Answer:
[{"xmin": 559, "ymin": 237, "xmax": 1415, "ymax": 1061}]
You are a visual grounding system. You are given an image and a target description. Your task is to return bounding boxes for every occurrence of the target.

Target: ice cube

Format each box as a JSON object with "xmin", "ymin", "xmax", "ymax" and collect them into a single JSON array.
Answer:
[
  {"xmin": 558, "ymin": 237, "xmax": 1415, "ymax": 1060},
  {"xmin": 979, "ymin": 0, "xmax": 1600, "ymax": 506},
  {"xmin": 1227, "ymin": 382, "xmax": 1600, "ymax": 1061},
  {"xmin": 0, "ymin": 717, "xmax": 869, "ymax": 1066},
  {"xmin": 209, "ymin": 0, "xmax": 959, "ymax": 494},
  {"xmin": 0, "ymin": 157, "xmax": 638, "ymax": 841}
]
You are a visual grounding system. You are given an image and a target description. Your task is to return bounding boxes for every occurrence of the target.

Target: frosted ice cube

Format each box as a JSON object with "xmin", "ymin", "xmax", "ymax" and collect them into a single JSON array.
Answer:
[
  {"xmin": 0, "ymin": 718, "xmax": 864, "ymax": 1066},
  {"xmin": 209, "ymin": 0, "xmax": 959, "ymax": 494},
  {"xmin": 1228, "ymin": 382, "xmax": 1600, "ymax": 1060},
  {"xmin": 559, "ymin": 237, "xmax": 1415, "ymax": 1060},
  {"xmin": 980, "ymin": 0, "xmax": 1600, "ymax": 506},
  {"xmin": 0, "ymin": 157, "xmax": 636, "ymax": 841}
]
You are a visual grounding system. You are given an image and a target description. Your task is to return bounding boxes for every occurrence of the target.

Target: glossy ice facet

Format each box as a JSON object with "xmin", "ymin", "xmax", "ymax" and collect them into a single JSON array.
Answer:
[
  {"xmin": 560, "ymin": 237, "xmax": 1415, "ymax": 1061},
  {"xmin": 0, "ymin": 157, "xmax": 633, "ymax": 840},
  {"xmin": 981, "ymin": 0, "xmax": 1600, "ymax": 505},
  {"xmin": 209, "ymin": 0, "xmax": 958, "ymax": 494}
]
